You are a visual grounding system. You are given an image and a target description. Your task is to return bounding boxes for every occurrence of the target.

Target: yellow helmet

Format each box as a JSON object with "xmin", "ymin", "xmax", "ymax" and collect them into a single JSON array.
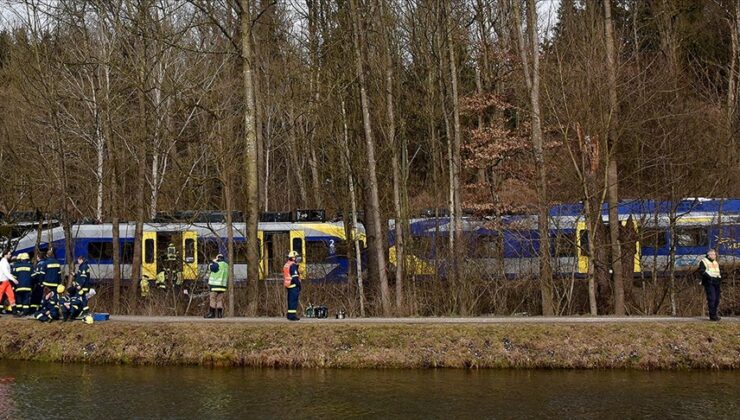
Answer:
[
  {"xmin": 17, "ymin": 253, "xmax": 30, "ymax": 260},
  {"xmin": 56, "ymin": 284, "xmax": 65, "ymax": 294},
  {"xmin": 287, "ymin": 250, "xmax": 299, "ymax": 259}
]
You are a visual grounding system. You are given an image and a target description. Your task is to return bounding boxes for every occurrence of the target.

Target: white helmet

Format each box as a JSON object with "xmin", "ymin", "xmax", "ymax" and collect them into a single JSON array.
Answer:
[{"xmin": 287, "ymin": 250, "xmax": 300, "ymax": 259}]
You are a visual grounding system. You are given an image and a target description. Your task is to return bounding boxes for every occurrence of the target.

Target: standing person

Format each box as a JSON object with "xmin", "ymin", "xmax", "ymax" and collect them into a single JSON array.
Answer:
[
  {"xmin": 30, "ymin": 253, "xmax": 46, "ymax": 312},
  {"xmin": 42, "ymin": 250, "xmax": 62, "ymax": 289},
  {"xmin": 204, "ymin": 254, "xmax": 228, "ymax": 319},
  {"xmin": 75, "ymin": 255, "xmax": 91, "ymax": 294},
  {"xmin": 283, "ymin": 251, "xmax": 301, "ymax": 321},
  {"xmin": 0, "ymin": 250, "xmax": 17, "ymax": 314},
  {"xmin": 699, "ymin": 249, "xmax": 722, "ymax": 321},
  {"xmin": 12, "ymin": 253, "xmax": 33, "ymax": 316}
]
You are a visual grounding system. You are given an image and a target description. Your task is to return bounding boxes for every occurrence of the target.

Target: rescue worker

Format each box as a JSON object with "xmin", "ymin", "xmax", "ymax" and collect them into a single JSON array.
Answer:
[
  {"xmin": 42, "ymin": 250, "xmax": 62, "ymax": 290},
  {"xmin": 699, "ymin": 249, "xmax": 722, "ymax": 321},
  {"xmin": 283, "ymin": 251, "xmax": 301, "ymax": 321},
  {"xmin": 205, "ymin": 254, "xmax": 228, "ymax": 319},
  {"xmin": 163, "ymin": 243, "xmax": 178, "ymax": 287},
  {"xmin": 0, "ymin": 250, "xmax": 17, "ymax": 314},
  {"xmin": 75, "ymin": 255, "xmax": 91, "ymax": 294},
  {"xmin": 30, "ymin": 253, "xmax": 46, "ymax": 312},
  {"xmin": 34, "ymin": 285, "xmax": 63, "ymax": 322},
  {"xmin": 12, "ymin": 253, "xmax": 33, "ymax": 316},
  {"xmin": 61, "ymin": 282, "xmax": 89, "ymax": 321}
]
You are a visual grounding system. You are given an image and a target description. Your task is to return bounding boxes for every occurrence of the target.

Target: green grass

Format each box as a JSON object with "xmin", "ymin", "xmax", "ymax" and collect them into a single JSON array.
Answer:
[{"xmin": 0, "ymin": 320, "xmax": 738, "ymax": 369}]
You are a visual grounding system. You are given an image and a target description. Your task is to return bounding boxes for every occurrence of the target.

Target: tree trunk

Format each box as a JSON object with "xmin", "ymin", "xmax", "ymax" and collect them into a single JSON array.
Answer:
[
  {"xmin": 350, "ymin": 0, "xmax": 391, "ymax": 315},
  {"xmin": 603, "ymin": 0, "xmax": 625, "ymax": 315},
  {"xmin": 341, "ymin": 99, "xmax": 365, "ymax": 317},
  {"xmin": 242, "ymin": 0, "xmax": 260, "ymax": 316},
  {"xmin": 381, "ymin": 0, "xmax": 404, "ymax": 313},
  {"xmin": 444, "ymin": 1, "xmax": 466, "ymax": 315},
  {"xmin": 515, "ymin": 0, "xmax": 554, "ymax": 315}
]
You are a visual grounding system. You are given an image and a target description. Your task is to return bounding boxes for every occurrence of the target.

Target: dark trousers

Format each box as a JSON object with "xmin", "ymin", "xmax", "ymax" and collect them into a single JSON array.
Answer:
[
  {"xmin": 15, "ymin": 290, "xmax": 31, "ymax": 314},
  {"xmin": 703, "ymin": 282, "xmax": 721, "ymax": 318},
  {"xmin": 287, "ymin": 287, "xmax": 300, "ymax": 320},
  {"xmin": 31, "ymin": 285, "xmax": 43, "ymax": 311}
]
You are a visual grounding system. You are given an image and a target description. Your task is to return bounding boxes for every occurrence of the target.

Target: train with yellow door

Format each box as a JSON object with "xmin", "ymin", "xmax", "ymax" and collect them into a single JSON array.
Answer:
[
  {"xmin": 390, "ymin": 198, "xmax": 739, "ymax": 278},
  {"xmin": 10, "ymin": 210, "xmax": 365, "ymax": 284}
]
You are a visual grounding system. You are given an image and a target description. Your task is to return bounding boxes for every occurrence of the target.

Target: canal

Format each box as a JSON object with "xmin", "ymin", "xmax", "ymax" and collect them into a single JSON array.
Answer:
[{"xmin": 0, "ymin": 361, "xmax": 737, "ymax": 418}]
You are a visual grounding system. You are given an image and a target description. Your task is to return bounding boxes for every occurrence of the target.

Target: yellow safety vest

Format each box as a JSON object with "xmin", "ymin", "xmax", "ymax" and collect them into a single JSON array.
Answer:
[{"xmin": 701, "ymin": 258, "xmax": 721, "ymax": 278}]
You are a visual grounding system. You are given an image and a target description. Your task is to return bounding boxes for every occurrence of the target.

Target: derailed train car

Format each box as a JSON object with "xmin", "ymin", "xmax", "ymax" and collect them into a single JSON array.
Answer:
[
  {"xmin": 389, "ymin": 198, "xmax": 739, "ymax": 278},
  {"xmin": 11, "ymin": 212, "xmax": 365, "ymax": 284}
]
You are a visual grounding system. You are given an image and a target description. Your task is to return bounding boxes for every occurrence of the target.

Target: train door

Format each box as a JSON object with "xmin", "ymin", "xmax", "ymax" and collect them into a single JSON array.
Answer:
[
  {"xmin": 182, "ymin": 231, "xmax": 198, "ymax": 280},
  {"xmin": 290, "ymin": 230, "xmax": 306, "ymax": 277},
  {"xmin": 263, "ymin": 231, "xmax": 291, "ymax": 280},
  {"xmin": 575, "ymin": 220, "xmax": 589, "ymax": 274},
  {"xmin": 257, "ymin": 231, "xmax": 265, "ymax": 280},
  {"xmin": 142, "ymin": 231, "xmax": 157, "ymax": 280}
]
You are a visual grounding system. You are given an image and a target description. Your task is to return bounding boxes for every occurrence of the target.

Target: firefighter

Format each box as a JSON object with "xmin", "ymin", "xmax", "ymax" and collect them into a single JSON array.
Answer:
[
  {"xmin": 12, "ymin": 253, "xmax": 33, "ymax": 316},
  {"xmin": 34, "ymin": 284, "xmax": 63, "ymax": 322},
  {"xmin": 283, "ymin": 251, "xmax": 301, "ymax": 321},
  {"xmin": 31, "ymin": 253, "xmax": 46, "ymax": 312},
  {"xmin": 205, "ymin": 254, "xmax": 228, "ymax": 319},
  {"xmin": 0, "ymin": 250, "xmax": 17, "ymax": 314},
  {"xmin": 42, "ymin": 250, "xmax": 62, "ymax": 290},
  {"xmin": 699, "ymin": 249, "xmax": 722, "ymax": 321},
  {"xmin": 75, "ymin": 255, "xmax": 91, "ymax": 294},
  {"xmin": 61, "ymin": 282, "xmax": 88, "ymax": 321}
]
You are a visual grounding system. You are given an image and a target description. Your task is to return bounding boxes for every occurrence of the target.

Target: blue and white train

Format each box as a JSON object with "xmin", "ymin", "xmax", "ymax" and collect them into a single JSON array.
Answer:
[
  {"xmin": 389, "ymin": 198, "xmax": 740, "ymax": 278},
  {"xmin": 11, "ymin": 218, "xmax": 365, "ymax": 283}
]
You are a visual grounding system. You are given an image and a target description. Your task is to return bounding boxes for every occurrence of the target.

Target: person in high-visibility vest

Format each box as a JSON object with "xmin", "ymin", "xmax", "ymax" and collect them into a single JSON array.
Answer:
[
  {"xmin": 283, "ymin": 251, "xmax": 302, "ymax": 321},
  {"xmin": 205, "ymin": 254, "xmax": 228, "ymax": 319},
  {"xmin": 698, "ymin": 249, "xmax": 722, "ymax": 321}
]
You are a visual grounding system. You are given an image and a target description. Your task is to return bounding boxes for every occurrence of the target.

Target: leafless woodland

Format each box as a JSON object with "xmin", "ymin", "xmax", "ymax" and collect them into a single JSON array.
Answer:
[{"xmin": 0, "ymin": 0, "xmax": 738, "ymax": 316}]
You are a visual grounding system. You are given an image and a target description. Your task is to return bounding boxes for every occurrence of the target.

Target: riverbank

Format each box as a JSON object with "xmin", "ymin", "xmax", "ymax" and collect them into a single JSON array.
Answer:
[{"xmin": 0, "ymin": 318, "xmax": 738, "ymax": 369}]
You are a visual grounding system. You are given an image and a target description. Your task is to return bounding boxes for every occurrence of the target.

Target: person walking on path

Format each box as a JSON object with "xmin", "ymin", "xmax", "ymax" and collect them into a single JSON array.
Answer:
[
  {"xmin": 698, "ymin": 249, "xmax": 722, "ymax": 321},
  {"xmin": 204, "ymin": 254, "xmax": 228, "ymax": 319},
  {"xmin": 0, "ymin": 250, "xmax": 17, "ymax": 314},
  {"xmin": 283, "ymin": 251, "xmax": 302, "ymax": 321}
]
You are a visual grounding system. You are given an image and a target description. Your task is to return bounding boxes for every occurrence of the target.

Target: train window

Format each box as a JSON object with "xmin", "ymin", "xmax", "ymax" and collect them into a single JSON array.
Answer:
[
  {"xmin": 198, "ymin": 240, "xmax": 220, "ymax": 264},
  {"xmin": 144, "ymin": 239, "xmax": 155, "ymax": 264},
  {"xmin": 292, "ymin": 238, "xmax": 303, "ymax": 254},
  {"xmin": 552, "ymin": 232, "xmax": 577, "ymax": 257},
  {"xmin": 88, "ymin": 242, "xmax": 113, "ymax": 261},
  {"xmin": 233, "ymin": 241, "xmax": 248, "ymax": 264},
  {"xmin": 121, "ymin": 242, "xmax": 134, "ymax": 264},
  {"xmin": 306, "ymin": 241, "xmax": 330, "ymax": 262},
  {"xmin": 675, "ymin": 228, "xmax": 708, "ymax": 247},
  {"xmin": 184, "ymin": 238, "xmax": 195, "ymax": 263},
  {"xmin": 469, "ymin": 235, "xmax": 501, "ymax": 258},
  {"xmin": 579, "ymin": 230, "xmax": 590, "ymax": 256},
  {"xmin": 641, "ymin": 228, "xmax": 667, "ymax": 248}
]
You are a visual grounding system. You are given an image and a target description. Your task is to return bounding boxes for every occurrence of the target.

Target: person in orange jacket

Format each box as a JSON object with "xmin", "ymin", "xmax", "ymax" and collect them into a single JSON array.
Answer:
[{"xmin": 283, "ymin": 251, "xmax": 301, "ymax": 321}]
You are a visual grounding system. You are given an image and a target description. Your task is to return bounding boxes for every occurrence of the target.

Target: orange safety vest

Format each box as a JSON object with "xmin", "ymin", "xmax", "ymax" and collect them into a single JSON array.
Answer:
[{"xmin": 283, "ymin": 261, "xmax": 297, "ymax": 288}]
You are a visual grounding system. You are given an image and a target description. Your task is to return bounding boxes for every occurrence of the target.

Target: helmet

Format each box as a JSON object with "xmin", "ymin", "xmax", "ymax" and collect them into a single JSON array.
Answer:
[
  {"xmin": 56, "ymin": 284, "xmax": 66, "ymax": 294},
  {"xmin": 216, "ymin": 254, "xmax": 224, "ymax": 261},
  {"xmin": 287, "ymin": 250, "xmax": 299, "ymax": 259},
  {"xmin": 17, "ymin": 253, "xmax": 29, "ymax": 261}
]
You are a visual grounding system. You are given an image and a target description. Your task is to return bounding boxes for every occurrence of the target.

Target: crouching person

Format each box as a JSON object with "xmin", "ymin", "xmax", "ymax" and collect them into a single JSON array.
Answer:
[
  {"xmin": 34, "ymin": 285, "xmax": 64, "ymax": 322},
  {"xmin": 61, "ymin": 282, "xmax": 90, "ymax": 321}
]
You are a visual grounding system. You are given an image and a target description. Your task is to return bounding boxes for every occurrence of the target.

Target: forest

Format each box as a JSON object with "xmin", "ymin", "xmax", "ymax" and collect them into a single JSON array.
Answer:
[{"xmin": 0, "ymin": 0, "xmax": 738, "ymax": 316}]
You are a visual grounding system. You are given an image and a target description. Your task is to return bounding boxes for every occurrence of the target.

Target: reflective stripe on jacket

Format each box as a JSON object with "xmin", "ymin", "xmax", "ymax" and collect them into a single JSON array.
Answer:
[{"xmin": 701, "ymin": 258, "xmax": 721, "ymax": 278}]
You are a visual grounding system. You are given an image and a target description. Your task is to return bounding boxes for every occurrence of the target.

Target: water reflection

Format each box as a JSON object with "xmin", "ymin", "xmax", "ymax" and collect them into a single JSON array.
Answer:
[{"xmin": 0, "ymin": 361, "xmax": 737, "ymax": 419}]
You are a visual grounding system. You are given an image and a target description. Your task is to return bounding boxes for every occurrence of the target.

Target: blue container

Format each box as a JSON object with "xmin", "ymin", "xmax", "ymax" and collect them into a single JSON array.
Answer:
[{"xmin": 92, "ymin": 313, "xmax": 110, "ymax": 321}]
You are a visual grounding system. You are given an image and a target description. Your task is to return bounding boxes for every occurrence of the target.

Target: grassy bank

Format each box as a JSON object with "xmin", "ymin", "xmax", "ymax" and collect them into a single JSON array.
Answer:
[{"xmin": 0, "ymin": 320, "xmax": 738, "ymax": 369}]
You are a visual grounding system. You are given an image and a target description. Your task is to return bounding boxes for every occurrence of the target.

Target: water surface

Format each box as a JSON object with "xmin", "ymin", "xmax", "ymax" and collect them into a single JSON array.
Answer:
[{"xmin": 0, "ymin": 361, "xmax": 737, "ymax": 419}]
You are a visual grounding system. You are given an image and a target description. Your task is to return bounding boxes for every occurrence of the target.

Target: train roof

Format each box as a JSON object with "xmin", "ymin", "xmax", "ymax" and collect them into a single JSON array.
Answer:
[{"xmin": 549, "ymin": 198, "xmax": 740, "ymax": 217}]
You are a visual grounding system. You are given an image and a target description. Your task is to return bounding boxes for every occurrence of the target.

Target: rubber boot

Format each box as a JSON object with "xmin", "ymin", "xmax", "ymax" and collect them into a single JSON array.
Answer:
[
  {"xmin": 216, "ymin": 308, "xmax": 223, "ymax": 319},
  {"xmin": 204, "ymin": 307, "xmax": 215, "ymax": 319}
]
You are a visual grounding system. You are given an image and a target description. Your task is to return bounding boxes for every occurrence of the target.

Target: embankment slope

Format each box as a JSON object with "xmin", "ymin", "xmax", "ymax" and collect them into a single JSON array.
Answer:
[{"xmin": 0, "ymin": 319, "xmax": 738, "ymax": 369}]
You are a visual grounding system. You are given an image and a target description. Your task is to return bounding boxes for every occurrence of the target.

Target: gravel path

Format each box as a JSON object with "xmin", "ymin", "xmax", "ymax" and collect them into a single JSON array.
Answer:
[{"xmin": 106, "ymin": 315, "xmax": 738, "ymax": 324}]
